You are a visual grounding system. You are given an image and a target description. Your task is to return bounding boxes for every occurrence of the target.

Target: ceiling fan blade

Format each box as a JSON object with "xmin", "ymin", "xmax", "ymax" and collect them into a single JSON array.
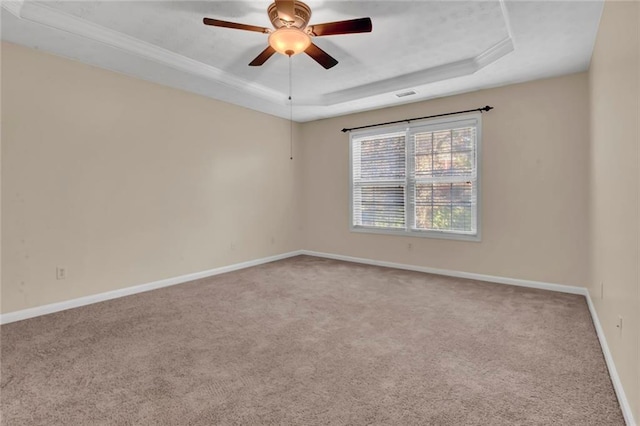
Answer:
[
  {"xmin": 304, "ymin": 43, "xmax": 338, "ymax": 69},
  {"xmin": 249, "ymin": 46, "xmax": 277, "ymax": 66},
  {"xmin": 203, "ymin": 18, "xmax": 269, "ymax": 34},
  {"xmin": 274, "ymin": 0, "xmax": 296, "ymax": 22},
  {"xmin": 308, "ymin": 17, "xmax": 373, "ymax": 37}
]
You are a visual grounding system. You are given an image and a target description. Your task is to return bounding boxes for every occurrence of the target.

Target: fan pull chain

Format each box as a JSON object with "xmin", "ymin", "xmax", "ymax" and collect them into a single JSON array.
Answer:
[{"xmin": 289, "ymin": 54, "xmax": 293, "ymax": 160}]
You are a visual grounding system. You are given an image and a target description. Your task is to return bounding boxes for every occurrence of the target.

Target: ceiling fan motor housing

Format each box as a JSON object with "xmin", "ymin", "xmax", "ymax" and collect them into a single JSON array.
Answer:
[
  {"xmin": 268, "ymin": 1, "xmax": 312, "ymax": 29},
  {"xmin": 203, "ymin": 1, "xmax": 371, "ymax": 69}
]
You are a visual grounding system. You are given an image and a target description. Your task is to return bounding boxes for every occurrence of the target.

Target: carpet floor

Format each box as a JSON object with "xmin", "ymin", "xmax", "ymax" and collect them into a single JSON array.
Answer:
[{"xmin": 0, "ymin": 256, "xmax": 623, "ymax": 425}]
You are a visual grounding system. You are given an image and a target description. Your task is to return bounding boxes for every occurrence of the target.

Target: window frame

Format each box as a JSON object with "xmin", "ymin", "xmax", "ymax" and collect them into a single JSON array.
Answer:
[{"xmin": 349, "ymin": 112, "xmax": 482, "ymax": 242}]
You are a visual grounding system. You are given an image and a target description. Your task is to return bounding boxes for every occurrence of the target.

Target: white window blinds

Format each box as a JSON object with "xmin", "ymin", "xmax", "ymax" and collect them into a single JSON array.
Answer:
[
  {"xmin": 352, "ymin": 132, "xmax": 406, "ymax": 229},
  {"xmin": 350, "ymin": 115, "xmax": 480, "ymax": 240}
]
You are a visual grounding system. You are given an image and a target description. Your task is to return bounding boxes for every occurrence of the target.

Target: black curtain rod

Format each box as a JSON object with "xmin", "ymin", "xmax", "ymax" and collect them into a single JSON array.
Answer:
[{"xmin": 341, "ymin": 105, "xmax": 494, "ymax": 133}]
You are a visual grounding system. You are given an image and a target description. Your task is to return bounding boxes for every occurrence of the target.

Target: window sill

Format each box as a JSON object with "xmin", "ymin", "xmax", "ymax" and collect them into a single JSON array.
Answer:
[{"xmin": 350, "ymin": 226, "xmax": 481, "ymax": 242}]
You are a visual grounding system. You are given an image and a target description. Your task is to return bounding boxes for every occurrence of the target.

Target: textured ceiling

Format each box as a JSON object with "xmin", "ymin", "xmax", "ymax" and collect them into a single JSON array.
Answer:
[{"xmin": 1, "ymin": 1, "xmax": 603, "ymax": 122}]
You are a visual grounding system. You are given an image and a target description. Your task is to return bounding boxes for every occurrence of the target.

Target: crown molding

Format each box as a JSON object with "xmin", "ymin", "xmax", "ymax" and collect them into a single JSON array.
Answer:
[
  {"xmin": 2, "ymin": 0, "xmax": 515, "ymax": 111},
  {"xmin": 475, "ymin": 37, "xmax": 515, "ymax": 69},
  {"xmin": 1, "ymin": 0, "xmax": 24, "ymax": 18},
  {"xmin": 3, "ymin": 1, "xmax": 284, "ymax": 104},
  {"xmin": 303, "ymin": 0, "xmax": 515, "ymax": 106},
  {"xmin": 300, "ymin": 36, "xmax": 514, "ymax": 106}
]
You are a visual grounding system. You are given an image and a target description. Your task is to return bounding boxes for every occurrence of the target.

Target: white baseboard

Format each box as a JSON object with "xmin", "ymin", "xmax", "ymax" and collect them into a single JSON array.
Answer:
[
  {"xmin": 585, "ymin": 292, "xmax": 636, "ymax": 426},
  {"xmin": 300, "ymin": 250, "xmax": 634, "ymax": 425},
  {"xmin": 300, "ymin": 250, "xmax": 588, "ymax": 295},
  {"xmin": 0, "ymin": 250, "xmax": 303, "ymax": 325},
  {"xmin": 1, "ymin": 249, "xmax": 633, "ymax": 425},
  {"xmin": 0, "ymin": 249, "xmax": 586, "ymax": 325}
]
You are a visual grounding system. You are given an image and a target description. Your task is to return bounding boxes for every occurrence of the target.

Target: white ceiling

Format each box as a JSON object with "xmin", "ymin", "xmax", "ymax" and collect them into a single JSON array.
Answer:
[{"xmin": 1, "ymin": 1, "xmax": 603, "ymax": 122}]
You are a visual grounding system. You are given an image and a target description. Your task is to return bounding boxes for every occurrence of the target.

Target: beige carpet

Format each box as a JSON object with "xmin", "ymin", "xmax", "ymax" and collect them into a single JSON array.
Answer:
[{"xmin": 0, "ymin": 256, "xmax": 623, "ymax": 425}]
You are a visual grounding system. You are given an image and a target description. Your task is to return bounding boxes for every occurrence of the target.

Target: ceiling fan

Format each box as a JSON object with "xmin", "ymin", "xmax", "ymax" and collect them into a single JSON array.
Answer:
[{"xmin": 203, "ymin": 0, "xmax": 372, "ymax": 69}]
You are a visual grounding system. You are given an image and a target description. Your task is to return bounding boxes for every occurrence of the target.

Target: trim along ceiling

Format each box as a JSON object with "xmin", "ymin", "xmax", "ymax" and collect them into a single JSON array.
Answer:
[{"xmin": 1, "ymin": 1, "xmax": 603, "ymax": 122}]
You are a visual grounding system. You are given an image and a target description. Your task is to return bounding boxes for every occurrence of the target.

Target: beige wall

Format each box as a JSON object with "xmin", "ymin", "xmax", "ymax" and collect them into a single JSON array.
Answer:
[
  {"xmin": 4, "ymin": 12, "xmax": 639, "ymax": 418},
  {"xmin": 301, "ymin": 73, "xmax": 590, "ymax": 288},
  {"xmin": 2, "ymin": 6, "xmax": 638, "ymax": 419},
  {"xmin": 1, "ymin": 42, "xmax": 303, "ymax": 313},
  {"xmin": 588, "ymin": 0, "xmax": 640, "ymax": 421}
]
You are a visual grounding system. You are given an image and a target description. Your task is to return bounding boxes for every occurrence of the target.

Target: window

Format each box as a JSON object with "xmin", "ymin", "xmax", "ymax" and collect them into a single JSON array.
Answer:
[{"xmin": 350, "ymin": 114, "xmax": 481, "ymax": 241}]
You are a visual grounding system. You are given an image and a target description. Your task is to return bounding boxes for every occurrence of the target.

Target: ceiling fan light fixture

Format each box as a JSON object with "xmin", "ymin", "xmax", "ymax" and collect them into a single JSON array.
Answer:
[
  {"xmin": 268, "ymin": 27, "xmax": 311, "ymax": 56},
  {"xmin": 203, "ymin": 3, "xmax": 372, "ymax": 68}
]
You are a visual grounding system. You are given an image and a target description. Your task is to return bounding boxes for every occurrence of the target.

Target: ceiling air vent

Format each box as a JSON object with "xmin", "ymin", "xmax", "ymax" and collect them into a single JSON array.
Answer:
[{"xmin": 395, "ymin": 90, "xmax": 417, "ymax": 98}]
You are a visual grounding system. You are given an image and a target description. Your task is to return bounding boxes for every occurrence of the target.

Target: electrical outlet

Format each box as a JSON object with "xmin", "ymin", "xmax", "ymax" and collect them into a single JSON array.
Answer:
[
  {"xmin": 407, "ymin": 243, "xmax": 413, "ymax": 250},
  {"xmin": 56, "ymin": 267, "xmax": 66, "ymax": 280},
  {"xmin": 616, "ymin": 315, "xmax": 623, "ymax": 335}
]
